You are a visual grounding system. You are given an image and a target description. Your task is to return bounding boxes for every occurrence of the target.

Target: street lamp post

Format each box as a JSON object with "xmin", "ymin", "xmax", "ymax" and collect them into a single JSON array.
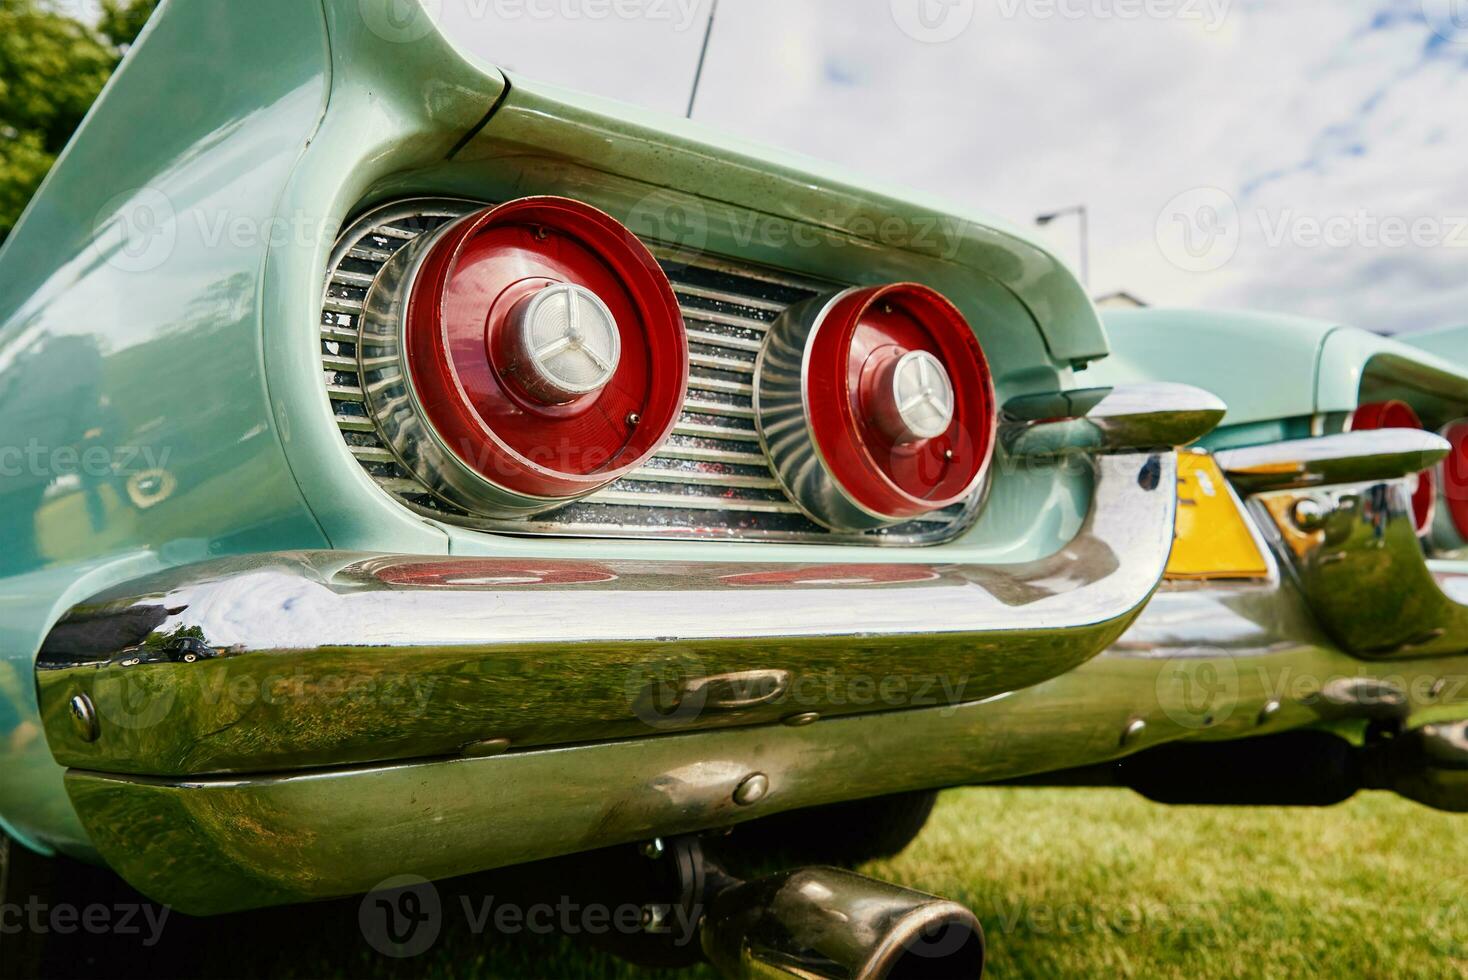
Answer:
[{"xmin": 1036, "ymin": 205, "xmax": 1090, "ymax": 289}]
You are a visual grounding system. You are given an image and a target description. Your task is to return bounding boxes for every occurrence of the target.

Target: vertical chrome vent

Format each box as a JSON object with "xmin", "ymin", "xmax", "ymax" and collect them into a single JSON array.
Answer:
[{"xmin": 321, "ymin": 199, "xmax": 980, "ymax": 545}]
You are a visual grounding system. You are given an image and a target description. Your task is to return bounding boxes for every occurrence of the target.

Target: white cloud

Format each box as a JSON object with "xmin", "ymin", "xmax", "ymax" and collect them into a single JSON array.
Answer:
[{"xmin": 442, "ymin": 0, "xmax": 1468, "ymax": 334}]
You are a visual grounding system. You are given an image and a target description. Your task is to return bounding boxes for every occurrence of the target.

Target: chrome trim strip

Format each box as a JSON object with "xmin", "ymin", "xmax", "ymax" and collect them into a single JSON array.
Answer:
[
  {"xmin": 673, "ymin": 282, "xmax": 791, "ymax": 315},
  {"xmin": 593, "ymin": 489, "xmax": 802, "ymax": 513},
  {"xmin": 1001, "ymin": 383, "xmax": 1227, "ymax": 457},
  {"xmin": 683, "ymin": 397, "xmax": 757, "ymax": 420},
  {"xmin": 672, "ymin": 421, "xmax": 761, "ymax": 443},
  {"xmin": 632, "ymin": 469, "xmax": 783, "ymax": 491},
  {"xmin": 37, "ymin": 453, "xmax": 1177, "ymax": 779},
  {"xmin": 654, "ymin": 444, "xmax": 769, "ymax": 466},
  {"xmin": 686, "ymin": 329, "xmax": 765, "ymax": 354},
  {"xmin": 1215, "ymin": 429, "xmax": 1449, "ymax": 494}
]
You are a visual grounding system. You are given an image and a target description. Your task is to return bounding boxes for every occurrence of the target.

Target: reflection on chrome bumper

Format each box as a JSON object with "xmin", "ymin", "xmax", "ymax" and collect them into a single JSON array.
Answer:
[
  {"xmin": 1215, "ymin": 429, "xmax": 1449, "ymax": 494},
  {"xmin": 61, "ymin": 572, "xmax": 1468, "ymax": 915},
  {"xmin": 39, "ymin": 452, "xmax": 1176, "ymax": 777},
  {"xmin": 1001, "ymin": 382, "xmax": 1226, "ymax": 458},
  {"xmin": 1220, "ymin": 430, "xmax": 1468, "ymax": 659}
]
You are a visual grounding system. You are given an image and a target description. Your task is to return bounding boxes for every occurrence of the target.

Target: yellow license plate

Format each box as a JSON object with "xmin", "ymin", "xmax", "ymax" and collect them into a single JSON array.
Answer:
[{"xmin": 1165, "ymin": 450, "xmax": 1271, "ymax": 581}]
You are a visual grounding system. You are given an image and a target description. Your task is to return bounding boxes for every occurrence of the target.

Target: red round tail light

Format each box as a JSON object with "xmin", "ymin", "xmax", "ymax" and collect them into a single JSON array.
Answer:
[
  {"xmin": 358, "ymin": 197, "xmax": 687, "ymax": 517},
  {"xmin": 1348, "ymin": 400, "xmax": 1435, "ymax": 536},
  {"xmin": 1439, "ymin": 420, "xmax": 1468, "ymax": 541},
  {"xmin": 755, "ymin": 283, "xmax": 996, "ymax": 531}
]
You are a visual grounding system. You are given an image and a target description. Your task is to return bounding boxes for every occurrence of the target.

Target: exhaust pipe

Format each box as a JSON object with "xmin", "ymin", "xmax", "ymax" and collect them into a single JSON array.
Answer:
[
  {"xmin": 702, "ymin": 866, "xmax": 985, "ymax": 979},
  {"xmin": 1367, "ymin": 720, "xmax": 1468, "ymax": 813}
]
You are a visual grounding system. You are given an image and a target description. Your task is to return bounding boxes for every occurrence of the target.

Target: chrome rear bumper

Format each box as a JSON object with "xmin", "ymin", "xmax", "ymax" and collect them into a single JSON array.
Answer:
[
  {"xmin": 1217, "ymin": 430, "xmax": 1468, "ymax": 659},
  {"xmin": 40, "ymin": 451, "xmax": 1175, "ymax": 777},
  {"xmin": 47, "ymin": 428, "xmax": 1468, "ymax": 915},
  {"xmin": 59, "ymin": 572, "xmax": 1468, "ymax": 915},
  {"xmin": 34, "ymin": 383, "xmax": 1238, "ymax": 913}
]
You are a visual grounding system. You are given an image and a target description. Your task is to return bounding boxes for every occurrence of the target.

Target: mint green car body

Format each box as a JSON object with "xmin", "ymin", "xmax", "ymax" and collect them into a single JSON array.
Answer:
[
  {"xmin": 0, "ymin": 0, "xmax": 1109, "ymax": 855},
  {"xmin": 3, "ymin": 0, "xmax": 1466, "ymax": 888}
]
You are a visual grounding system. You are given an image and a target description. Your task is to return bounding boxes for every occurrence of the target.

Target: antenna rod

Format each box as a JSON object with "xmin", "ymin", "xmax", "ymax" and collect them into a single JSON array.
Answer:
[{"xmin": 686, "ymin": 0, "xmax": 720, "ymax": 119}]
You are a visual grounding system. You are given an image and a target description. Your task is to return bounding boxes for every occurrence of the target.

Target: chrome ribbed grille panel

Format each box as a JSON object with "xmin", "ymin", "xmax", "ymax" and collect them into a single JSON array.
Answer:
[{"xmin": 321, "ymin": 200, "xmax": 979, "ymax": 545}]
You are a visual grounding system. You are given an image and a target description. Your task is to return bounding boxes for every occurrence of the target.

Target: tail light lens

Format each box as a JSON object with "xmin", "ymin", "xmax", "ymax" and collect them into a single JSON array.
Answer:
[
  {"xmin": 359, "ymin": 197, "xmax": 687, "ymax": 517},
  {"xmin": 1439, "ymin": 420, "xmax": 1468, "ymax": 540},
  {"xmin": 1348, "ymin": 400, "xmax": 1435, "ymax": 536},
  {"xmin": 756, "ymin": 283, "xmax": 996, "ymax": 532}
]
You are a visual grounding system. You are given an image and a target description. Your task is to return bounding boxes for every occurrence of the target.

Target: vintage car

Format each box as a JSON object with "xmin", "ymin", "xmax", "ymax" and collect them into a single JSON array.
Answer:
[{"xmin": 1, "ymin": 2, "xmax": 1465, "ymax": 977}]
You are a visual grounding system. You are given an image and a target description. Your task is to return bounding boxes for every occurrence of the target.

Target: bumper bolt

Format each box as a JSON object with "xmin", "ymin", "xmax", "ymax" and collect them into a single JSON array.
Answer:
[
  {"xmin": 1258, "ymin": 699, "xmax": 1282, "ymax": 725},
  {"xmin": 462, "ymin": 737, "xmax": 512, "ymax": 758},
  {"xmin": 69, "ymin": 694, "xmax": 100, "ymax": 743},
  {"xmin": 733, "ymin": 773, "xmax": 769, "ymax": 806},
  {"xmin": 641, "ymin": 904, "xmax": 671, "ymax": 932},
  {"xmin": 1291, "ymin": 498, "xmax": 1328, "ymax": 532}
]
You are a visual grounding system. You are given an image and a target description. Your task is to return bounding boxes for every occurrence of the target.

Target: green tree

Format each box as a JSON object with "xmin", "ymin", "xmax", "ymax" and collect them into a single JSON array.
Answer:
[
  {"xmin": 0, "ymin": 0, "xmax": 160, "ymax": 243},
  {"xmin": 97, "ymin": 0, "xmax": 159, "ymax": 52}
]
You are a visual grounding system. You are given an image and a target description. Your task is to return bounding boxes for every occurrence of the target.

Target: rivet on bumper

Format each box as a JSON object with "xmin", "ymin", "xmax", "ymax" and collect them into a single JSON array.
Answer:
[
  {"xmin": 68, "ymin": 694, "xmax": 99, "ymax": 744},
  {"xmin": 734, "ymin": 773, "xmax": 770, "ymax": 806},
  {"xmin": 462, "ymin": 738, "xmax": 512, "ymax": 759}
]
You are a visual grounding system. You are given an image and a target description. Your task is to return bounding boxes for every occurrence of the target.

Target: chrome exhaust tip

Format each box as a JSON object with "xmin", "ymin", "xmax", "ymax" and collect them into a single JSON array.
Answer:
[{"xmin": 702, "ymin": 866, "xmax": 985, "ymax": 979}]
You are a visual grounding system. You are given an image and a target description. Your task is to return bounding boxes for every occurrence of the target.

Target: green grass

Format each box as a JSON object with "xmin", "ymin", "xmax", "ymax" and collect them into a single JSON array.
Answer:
[
  {"xmin": 879, "ymin": 789, "xmax": 1467, "ymax": 979},
  {"xmin": 14, "ymin": 788, "xmax": 1468, "ymax": 978}
]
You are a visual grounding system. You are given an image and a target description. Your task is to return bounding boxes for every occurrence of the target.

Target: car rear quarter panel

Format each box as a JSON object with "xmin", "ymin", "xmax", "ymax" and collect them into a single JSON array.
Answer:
[
  {"xmin": 0, "ymin": 0, "xmax": 342, "ymax": 851},
  {"xmin": 266, "ymin": 24, "xmax": 1110, "ymax": 565},
  {"xmin": 1, "ymin": 0, "xmax": 1110, "ymax": 851},
  {"xmin": 1087, "ymin": 308, "xmax": 1337, "ymax": 446}
]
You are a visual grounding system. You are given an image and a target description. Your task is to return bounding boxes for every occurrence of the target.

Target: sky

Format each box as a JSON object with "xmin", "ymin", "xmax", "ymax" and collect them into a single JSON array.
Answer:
[{"xmin": 438, "ymin": 0, "xmax": 1468, "ymax": 335}]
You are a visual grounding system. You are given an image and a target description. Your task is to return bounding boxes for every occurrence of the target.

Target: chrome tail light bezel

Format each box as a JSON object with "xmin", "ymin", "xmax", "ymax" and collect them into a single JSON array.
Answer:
[
  {"xmin": 353, "ymin": 197, "xmax": 688, "ymax": 519},
  {"xmin": 320, "ymin": 199, "xmax": 995, "ymax": 545},
  {"xmin": 754, "ymin": 284, "xmax": 998, "ymax": 533}
]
